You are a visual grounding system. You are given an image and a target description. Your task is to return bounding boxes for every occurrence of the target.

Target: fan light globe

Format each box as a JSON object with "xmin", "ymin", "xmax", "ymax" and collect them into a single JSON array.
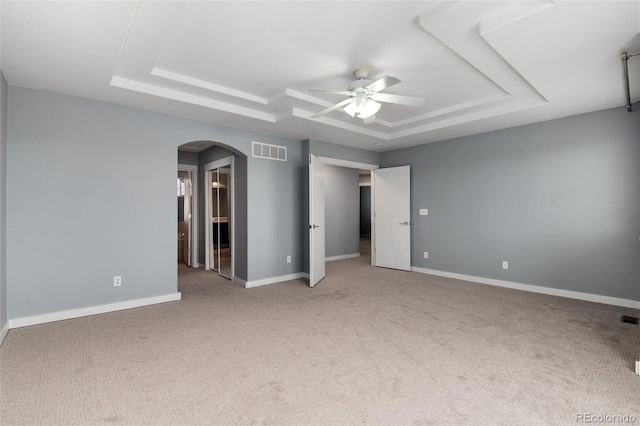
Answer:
[
  {"xmin": 344, "ymin": 99, "xmax": 380, "ymax": 119},
  {"xmin": 360, "ymin": 100, "xmax": 381, "ymax": 118},
  {"xmin": 343, "ymin": 101, "xmax": 358, "ymax": 117}
]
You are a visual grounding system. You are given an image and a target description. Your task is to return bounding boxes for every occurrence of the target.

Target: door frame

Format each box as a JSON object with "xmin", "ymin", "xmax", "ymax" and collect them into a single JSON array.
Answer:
[
  {"xmin": 316, "ymin": 156, "xmax": 378, "ymax": 267},
  {"xmin": 204, "ymin": 155, "xmax": 235, "ymax": 278},
  {"xmin": 178, "ymin": 164, "xmax": 198, "ymax": 268}
]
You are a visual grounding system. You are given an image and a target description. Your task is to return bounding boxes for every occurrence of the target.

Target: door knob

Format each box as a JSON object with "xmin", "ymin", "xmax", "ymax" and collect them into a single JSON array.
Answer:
[
  {"xmin": 309, "ymin": 224, "xmax": 320, "ymax": 229},
  {"xmin": 398, "ymin": 221, "xmax": 410, "ymax": 225}
]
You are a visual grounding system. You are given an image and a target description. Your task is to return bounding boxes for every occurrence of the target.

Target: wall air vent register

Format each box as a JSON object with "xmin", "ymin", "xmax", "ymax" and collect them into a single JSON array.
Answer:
[{"xmin": 252, "ymin": 141, "xmax": 287, "ymax": 162}]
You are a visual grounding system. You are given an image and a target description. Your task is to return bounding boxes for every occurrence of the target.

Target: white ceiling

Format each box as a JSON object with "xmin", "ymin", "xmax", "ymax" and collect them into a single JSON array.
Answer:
[{"xmin": 2, "ymin": 1, "xmax": 639, "ymax": 152}]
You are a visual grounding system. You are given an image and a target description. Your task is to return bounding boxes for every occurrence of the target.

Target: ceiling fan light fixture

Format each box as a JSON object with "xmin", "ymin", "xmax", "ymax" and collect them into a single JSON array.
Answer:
[
  {"xmin": 359, "ymin": 100, "xmax": 381, "ymax": 118},
  {"xmin": 309, "ymin": 67, "xmax": 423, "ymax": 122},
  {"xmin": 343, "ymin": 101, "xmax": 359, "ymax": 117},
  {"xmin": 343, "ymin": 99, "xmax": 381, "ymax": 119}
]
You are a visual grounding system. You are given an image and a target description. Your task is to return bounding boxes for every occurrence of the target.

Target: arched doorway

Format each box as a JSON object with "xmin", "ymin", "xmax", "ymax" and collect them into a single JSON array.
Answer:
[{"xmin": 177, "ymin": 141, "xmax": 248, "ymax": 282}]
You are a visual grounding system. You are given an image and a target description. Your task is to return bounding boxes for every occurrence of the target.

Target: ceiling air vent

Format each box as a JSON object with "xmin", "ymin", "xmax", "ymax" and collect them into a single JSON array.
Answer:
[{"xmin": 252, "ymin": 141, "xmax": 287, "ymax": 162}]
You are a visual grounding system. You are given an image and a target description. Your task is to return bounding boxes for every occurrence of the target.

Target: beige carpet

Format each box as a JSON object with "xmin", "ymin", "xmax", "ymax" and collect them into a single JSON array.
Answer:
[{"xmin": 1, "ymin": 255, "xmax": 639, "ymax": 425}]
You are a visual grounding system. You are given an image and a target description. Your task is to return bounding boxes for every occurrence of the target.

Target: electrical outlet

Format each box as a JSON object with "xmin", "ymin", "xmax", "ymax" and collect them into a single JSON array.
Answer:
[
  {"xmin": 423, "ymin": 251, "xmax": 429, "ymax": 259},
  {"xmin": 286, "ymin": 256, "xmax": 291, "ymax": 264},
  {"xmin": 502, "ymin": 261, "xmax": 508, "ymax": 270},
  {"xmin": 419, "ymin": 209, "xmax": 428, "ymax": 216},
  {"xmin": 113, "ymin": 276, "xmax": 122, "ymax": 287}
]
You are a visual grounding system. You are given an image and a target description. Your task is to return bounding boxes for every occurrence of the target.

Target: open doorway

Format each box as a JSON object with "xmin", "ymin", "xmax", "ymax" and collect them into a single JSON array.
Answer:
[
  {"xmin": 359, "ymin": 170, "xmax": 372, "ymax": 263},
  {"xmin": 178, "ymin": 141, "xmax": 248, "ymax": 284},
  {"xmin": 308, "ymin": 156, "xmax": 378, "ymax": 286},
  {"xmin": 309, "ymin": 156, "xmax": 411, "ymax": 286}
]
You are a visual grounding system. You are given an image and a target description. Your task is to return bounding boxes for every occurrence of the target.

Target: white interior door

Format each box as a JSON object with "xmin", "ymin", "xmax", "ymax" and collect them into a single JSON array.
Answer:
[
  {"xmin": 373, "ymin": 166, "xmax": 411, "ymax": 271},
  {"xmin": 178, "ymin": 164, "xmax": 198, "ymax": 268},
  {"xmin": 309, "ymin": 154, "xmax": 325, "ymax": 287},
  {"xmin": 204, "ymin": 156, "xmax": 234, "ymax": 277}
]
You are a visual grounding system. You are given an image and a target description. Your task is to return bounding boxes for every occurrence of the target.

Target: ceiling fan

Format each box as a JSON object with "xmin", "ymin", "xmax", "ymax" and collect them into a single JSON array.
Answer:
[{"xmin": 309, "ymin": 67, "xmax": 425, "ymax": 124}]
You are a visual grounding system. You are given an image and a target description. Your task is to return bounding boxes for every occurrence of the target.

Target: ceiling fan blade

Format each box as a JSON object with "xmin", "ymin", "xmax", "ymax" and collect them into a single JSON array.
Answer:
[
  {"xmin": 365, "ymin": 76, "xmax": 401, "ymax": 93},
  {"xmin": 370, "ymin": 92, "xmax": 425, "ymax": 107},
  {"xmin": 309, "ymin": 88, "xmax": 353, "ymax": 96},
  {"xmin": 311, "ymin": 98, "xmax": 356, "ymax": 118}
]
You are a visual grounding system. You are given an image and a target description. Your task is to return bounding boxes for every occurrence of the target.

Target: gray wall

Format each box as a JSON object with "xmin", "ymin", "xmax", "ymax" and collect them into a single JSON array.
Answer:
[
  {"xmin": 248, "ymin": 144, "xmax": 304, "ymax": 279},
  {"xmin": 177, "ymin": 150, "xmax": 199, "ymax": 166},
  {"xmin": 324, "ymin": 165, "xmax": 360, "ymax": 258},
  {"xmin": 0, "ymin": 70, "xmax": 8, "ymax": 331},
  {"xmin": 308, "ymin": 139, "xmax": 380, "ymax": 165},
  {"xmin": 6, "ymin": 87, "xmax": 304, "ymax": 319},
  {"xmin": 381, "ymin": 107, "xmax": 640, "ymax": 301}
]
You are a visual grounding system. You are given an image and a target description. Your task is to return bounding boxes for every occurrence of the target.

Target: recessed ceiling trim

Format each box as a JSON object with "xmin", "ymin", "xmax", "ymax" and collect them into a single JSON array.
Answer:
[
  {"xmin": 110, "ymin": 0, "xmax": 142, "ymax": 80},
  {"xmin": 274, "ymin": 109, "xmax": 293, "ymax": 122},
  {"xmin": 268, "ymin": 89, "xmax": 289, "ymax": 105},
  {"xmin": 291, "ymin": 108, "xmax": 388, "ymax": 140},
  {"xmin": 478, "ymin": 1, "xmax": 553, "ymax": 104},
  {"xmin": 479, "ymin": 0, "xmax": 555, "ymax": 35},
  {"xmin": 391, "ymin": 93, "xmax": 510, "ymax": 128},
  {"xmin": 389, "ymin": 98, "xmax": 542, "ymax": 140},
  {"xmin": 108, "ymin": 0, "xmax": 554, "ymax": 140},
  {"xmin": 284, "ymin": 89, "xmax": 330, "ymax": 107},
  {"xmin": 151, "ymin": 67, "xmax": 269, "ymax": 105},
  {"xmin": 418, "ymin": 0, "xmax": 551, "ymax": 121},
  {"xmin": 110, "ymin": 76, "xmax": 276, "ymax": 123}
]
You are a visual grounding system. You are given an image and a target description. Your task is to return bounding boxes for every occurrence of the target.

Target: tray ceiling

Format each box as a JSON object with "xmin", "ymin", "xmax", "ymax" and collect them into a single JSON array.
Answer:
[{"xmin": 2, "ymin": 1, "xmax": 638, "ymax": 151}]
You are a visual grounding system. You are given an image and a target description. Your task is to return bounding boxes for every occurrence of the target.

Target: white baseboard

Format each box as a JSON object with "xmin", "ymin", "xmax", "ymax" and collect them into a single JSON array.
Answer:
[
  {"xmin": 326, "ymin": 253, "xmax": 360, "ymax": 262},
  {"xmin": 245, "ymin": 273, "xmax": 309, "ymax": 288},
  {"xmin": 232, "ymin": 277, "xmax": 247, "ymax": 287},
  {"xmin": 0, "ymin": 322, "xmax": 8, "ymax": 346},
  {"xmin": 411, "ymin": 267, "xmax": 640, "ymax": 310},
  {"xmin": 7, "ymin": 293, "xmax": 182, "ymax": 330}
]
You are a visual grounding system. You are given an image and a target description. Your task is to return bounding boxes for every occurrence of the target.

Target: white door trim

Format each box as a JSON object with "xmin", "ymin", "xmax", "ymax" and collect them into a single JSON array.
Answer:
[
  {"xmin": 204, "ymin": 156, "xmax": 235, "ymax": 278},
  {"xmin": 318, "ymin": 157, "xmax": 378, "ymax": 171},
  {"xmin": 178, "ymin": 164, "xmax": 198, "ymax": 268}
]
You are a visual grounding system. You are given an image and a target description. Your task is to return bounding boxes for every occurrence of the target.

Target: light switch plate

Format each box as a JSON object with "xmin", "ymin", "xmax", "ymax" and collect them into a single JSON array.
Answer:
[{"xmin": 419, "ymin": 209, "xmax": 428, "ymax": 216}]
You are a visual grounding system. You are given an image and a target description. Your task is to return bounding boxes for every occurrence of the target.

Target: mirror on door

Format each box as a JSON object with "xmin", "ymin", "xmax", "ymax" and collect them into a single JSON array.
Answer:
[
  {"xmin": 210, "ymin": 166, "xmax": 232, "ymax": 278},
  {"xmin": 177, "ymin": 171, "xmax": 191, "ymax": 266}
]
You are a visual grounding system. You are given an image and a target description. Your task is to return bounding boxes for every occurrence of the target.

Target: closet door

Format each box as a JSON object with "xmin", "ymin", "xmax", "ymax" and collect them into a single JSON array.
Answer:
[
  {"xmin": 204, "ymin": 156, "xmax": 234, "ymax": 279},
  {"xmin": 218, "ymin": 166, "xmax": 232, "ymax": 278},
  {"xmin": 210, "ymin": 168, "xmax": 220, "ymax": 272}
]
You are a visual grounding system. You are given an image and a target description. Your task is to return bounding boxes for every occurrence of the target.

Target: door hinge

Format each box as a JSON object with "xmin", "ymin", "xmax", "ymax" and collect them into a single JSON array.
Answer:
[{"xmin": 309, "ymin": 155, "xmax": 312, "ymax": 164}]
